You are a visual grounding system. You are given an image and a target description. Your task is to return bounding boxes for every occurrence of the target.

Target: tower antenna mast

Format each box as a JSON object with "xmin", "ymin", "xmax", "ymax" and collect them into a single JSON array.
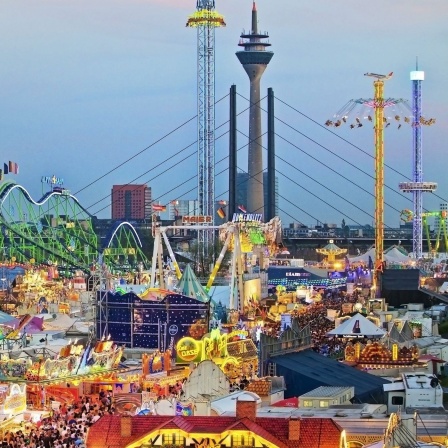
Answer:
[
  {"xmin": 236, "ymin": 1, "xmax": 273, "ymax": 217},
  {"xmin": 187, "ymin": 1, "xmax": 225, "ymax": 259}
]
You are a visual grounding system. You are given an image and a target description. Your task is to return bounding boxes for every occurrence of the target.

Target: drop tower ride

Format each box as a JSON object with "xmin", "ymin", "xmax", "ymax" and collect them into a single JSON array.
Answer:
[{"xmin": 399, "ymin": 63, "xmax": 437, "ymax": 260}]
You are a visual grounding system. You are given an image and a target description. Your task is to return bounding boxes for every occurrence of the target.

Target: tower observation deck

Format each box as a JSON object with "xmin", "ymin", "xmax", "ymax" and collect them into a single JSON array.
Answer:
[{"xmin": 236, "ymin": 2, "xmax": 273, "ymax": 218}]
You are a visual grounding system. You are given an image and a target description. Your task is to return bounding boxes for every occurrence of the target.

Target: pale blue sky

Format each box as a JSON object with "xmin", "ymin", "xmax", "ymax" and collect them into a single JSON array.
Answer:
[{"xmin": 1, "ymin": 0, "xmax": 447, "ymax": 227}]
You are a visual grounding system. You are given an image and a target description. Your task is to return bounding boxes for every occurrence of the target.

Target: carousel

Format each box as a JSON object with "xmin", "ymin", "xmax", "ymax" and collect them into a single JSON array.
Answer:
[{"xmin": 316, "ymin": 240, "xmax": 347, "ymax": 270}]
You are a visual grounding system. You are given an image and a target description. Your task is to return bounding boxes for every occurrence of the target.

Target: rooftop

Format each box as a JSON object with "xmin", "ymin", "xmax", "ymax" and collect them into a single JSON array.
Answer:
[
  {"xmin": 87, "ymin": 415, "xmax": 344, "ymax": 448},
  {"xmin": 300, "ymin": 386, "xmax": 353, "ymax": 398},
  {"xmin": 403, "ymin": 372, "xmax": 440, "ymax": 390}
]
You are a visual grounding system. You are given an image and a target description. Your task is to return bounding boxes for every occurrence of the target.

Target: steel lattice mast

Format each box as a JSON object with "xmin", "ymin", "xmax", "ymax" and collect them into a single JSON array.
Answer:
[
  {"xmin": 399, "ymin": 64, "xmax": 437, "ymax": 260},
  {"xmin": 187, "ymin": 2, "xmax": 225, "ymax": 253}
]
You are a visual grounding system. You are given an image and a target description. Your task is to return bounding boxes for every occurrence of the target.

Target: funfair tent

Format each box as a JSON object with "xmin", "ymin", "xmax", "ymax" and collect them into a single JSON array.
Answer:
[
  {"xmin": 176, "ymin": 264, "xmax": 210, "ymax": 303},
  {"xmin": 347, "ymin": 248, "xmax": 375, "ymax": 265},
  {"xmin": 24, "ymin": 316, "xmax": 44, "ymax": 334},
  {"xmin": 0, "ymin": 311, "xmax": 19, "ymax": 327},
  {"xmin": 326, "ymin": 313, "xmax": 386, "ymax": 338},
  {"xmin": 384, "ymin": 246, "xmax": 412, "ymax": 263},
  {"xmin": 348, "ymin": 247, "xmax": 412, "ymax": 265}
]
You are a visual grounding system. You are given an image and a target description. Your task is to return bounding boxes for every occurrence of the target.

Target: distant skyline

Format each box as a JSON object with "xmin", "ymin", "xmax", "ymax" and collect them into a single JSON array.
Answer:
[{"xmin": 1, "ymin": 0, "xmax": 447, "ymax": 228}]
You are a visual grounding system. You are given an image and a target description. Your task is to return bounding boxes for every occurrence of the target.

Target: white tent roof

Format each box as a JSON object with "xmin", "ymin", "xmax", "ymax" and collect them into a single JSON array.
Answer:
[
  {"xmin": 384, "ymin": 246, "xmax": 412, "ymax": 262},
  {"xmin": 348, "ymin": 247, "xmax": 413, "ymax": 264},
  {"xmin": 44, "ymin": 314, "xmax": 77, "ymax": 331},
  {"xmin": 326, "ymin": 313, "xmax": 386, "ymax": 338},
  {"xmin": 348, "ymin": 248, "xmax": 375, "ymax": 264}
]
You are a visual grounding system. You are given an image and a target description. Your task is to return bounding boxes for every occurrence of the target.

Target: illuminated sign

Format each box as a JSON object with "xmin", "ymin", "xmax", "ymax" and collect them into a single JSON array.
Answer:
[
  {"xmin": 2, "ymin": 384, "xmax": 26, "ymax": 417},
  {"xmin": 232, "ymin": 213, "xmax": 263, "ymax": 223},
  {"xmin": 392, "ymin": 343, "xmax": 398, "ymax": 361},
  {"xmin": 41, "ymin": 175, "xmax": 64, "ymax": 185},
  {"xmin": 182, "ymin": 216, "xmax": 212, "ymax": 224},
  {"xmin": 176, "ymin": 330, "xmax": 249, "ymax": 364},
  {"xmin": 176, "ymin": 337, "xmax": 201, "ymax": 362}
]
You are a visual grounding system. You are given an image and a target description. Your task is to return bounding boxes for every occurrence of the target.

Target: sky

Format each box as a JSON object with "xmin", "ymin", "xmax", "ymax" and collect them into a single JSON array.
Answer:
[{"xmin": 1, "ymin": 0, "xmax": 447, "ymax": 229}]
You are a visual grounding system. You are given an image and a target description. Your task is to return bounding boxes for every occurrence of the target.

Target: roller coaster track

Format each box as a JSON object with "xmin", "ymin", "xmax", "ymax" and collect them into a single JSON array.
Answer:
[{"xmin": 0, "ymin": 181, "xmax": 149, "ymax": 272}]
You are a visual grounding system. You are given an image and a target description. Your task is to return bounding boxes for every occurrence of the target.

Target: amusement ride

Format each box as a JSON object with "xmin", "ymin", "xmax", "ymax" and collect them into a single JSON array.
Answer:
[
  {"xmin": 400, "ymin": 208, "xmax": 448, "ymax": 257},
  {"xmin": 326, "ymin": 69, "xmax": 435, "ymax": 293},
  {"xmin": 0, "ymin": 180, "xmax": 150, "ymax": 272}
]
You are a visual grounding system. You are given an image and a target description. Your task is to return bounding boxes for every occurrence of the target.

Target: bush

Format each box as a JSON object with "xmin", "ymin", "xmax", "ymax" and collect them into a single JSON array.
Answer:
[{"xmin": 438, "ymin": 321, "xmax": 448, "ymax": 336}]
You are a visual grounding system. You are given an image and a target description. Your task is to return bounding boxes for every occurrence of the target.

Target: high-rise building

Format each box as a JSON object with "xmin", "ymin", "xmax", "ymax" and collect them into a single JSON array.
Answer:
[
  {"xmin": 111, "ymin": 184, "xmax": 151, "ymax": 220},
  {"xmin": 236, "ymin": 172, "xmax": 278, "ymax": 217},
  {"xmin": 236, "ymin": 1, "xmax": 273, "ymax": 216},
  {"xmin": 168, "ymin": 200, "xmax": 199, "ymax": 220}
]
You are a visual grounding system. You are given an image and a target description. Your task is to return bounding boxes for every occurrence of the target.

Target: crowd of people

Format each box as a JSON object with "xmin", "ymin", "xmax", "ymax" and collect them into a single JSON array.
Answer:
[
  {"xmin": 1, "ymin": 283, "xmax": 372, "ymax": 448},
  {"xmin": 2, "ymin": 393, "xmax": 115, "ymax": 448},
  {"xmin": 263, "ymin": 288, "xmax": 364, "ymax": 357}
]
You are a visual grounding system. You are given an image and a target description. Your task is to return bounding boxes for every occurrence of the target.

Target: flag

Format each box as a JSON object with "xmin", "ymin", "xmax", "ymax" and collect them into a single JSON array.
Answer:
[
  {"xmin": 8, "ymin": 161, "xmax": 18, "ymax": 174},
  {"xmin": 238, "ymin": 204, "xmax": 247, "ymax": 213},
  {"xmin": 3, "ymin": 163, "xmax": 8, "ymax": 175},
  {"xmin": 218, "ymin": 200, "xmax": 227, "ymax": 205},
  {"xmin": 217, "ymin": 207, "xmax": 226, "ymax": 219},
  {"xmin": 152, "ymin": 204, "xmax": 166, "ymax": 212}
]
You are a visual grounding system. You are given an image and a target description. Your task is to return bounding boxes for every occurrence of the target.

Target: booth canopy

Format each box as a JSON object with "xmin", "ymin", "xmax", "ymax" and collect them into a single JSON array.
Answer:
[
  {"xmin": 326, "ymin": 313, "xmax": 386, "ymax": 338},
  {"xmin": 0, "ymin": 311, "xmax": 18, "ymax": 327},
  {"xmin": 348, "ymin": 246, "xmax": 412, "ymax": 264}
]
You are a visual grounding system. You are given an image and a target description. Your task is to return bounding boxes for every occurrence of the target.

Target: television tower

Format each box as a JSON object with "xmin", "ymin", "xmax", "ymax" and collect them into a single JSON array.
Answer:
[
  {"xmin": 236, "ymin": 2, "xmax": 273, "ymax": 217},
  {"xmin": 399, "ymin": 62, "xmax": 437, "ymax": 260},
  {"xmin": 187, "ymin": 2, "xmax": 225, "ymax": 249}
]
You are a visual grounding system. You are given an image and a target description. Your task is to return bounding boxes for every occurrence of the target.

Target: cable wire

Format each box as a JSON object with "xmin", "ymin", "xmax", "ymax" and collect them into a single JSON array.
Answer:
[{"xmin": 276, "ymin": 94, "xmax": 448, "ymax": 206}]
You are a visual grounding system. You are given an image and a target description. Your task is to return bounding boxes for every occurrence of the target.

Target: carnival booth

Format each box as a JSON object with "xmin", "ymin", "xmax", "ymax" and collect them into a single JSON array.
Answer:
[
  {"xmin": 344, "ymin": 340, "xmax": 420, "ymax": 369},
  {"xmin": 0, "ymin": 384, "xmax": 26, "ymax": 419},
  {"xmin": 141, "ymin": 350, "xmax": 189, "ymax": 398},
  {"xmin": 175, "ymin": 327, "xmax": 258, "ymax": 381},
  {"xmin": 22, "ymin": 338, "xmax": 125, "ymax": 409},
  {"xmin": 82, "ymin": 368, "xmax": 142, "ymax": 397}
]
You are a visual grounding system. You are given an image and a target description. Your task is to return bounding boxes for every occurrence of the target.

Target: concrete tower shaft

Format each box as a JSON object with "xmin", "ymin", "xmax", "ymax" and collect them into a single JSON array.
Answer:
[{"xmin": 236, "ymin": 1, "xmax": 273, "ymax": 217}]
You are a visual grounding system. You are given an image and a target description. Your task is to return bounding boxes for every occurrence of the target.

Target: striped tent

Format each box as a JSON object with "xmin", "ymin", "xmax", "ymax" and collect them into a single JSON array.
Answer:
[{"xmin": 176, "ymin": 264, "xmax": 210, "ymax": 303}]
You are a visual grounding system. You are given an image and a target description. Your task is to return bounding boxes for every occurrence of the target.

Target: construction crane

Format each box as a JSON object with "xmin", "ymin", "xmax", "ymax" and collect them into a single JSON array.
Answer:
[{"xmin": 186, "ymin": 1, "xmax": 225, "ymax": 261}]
